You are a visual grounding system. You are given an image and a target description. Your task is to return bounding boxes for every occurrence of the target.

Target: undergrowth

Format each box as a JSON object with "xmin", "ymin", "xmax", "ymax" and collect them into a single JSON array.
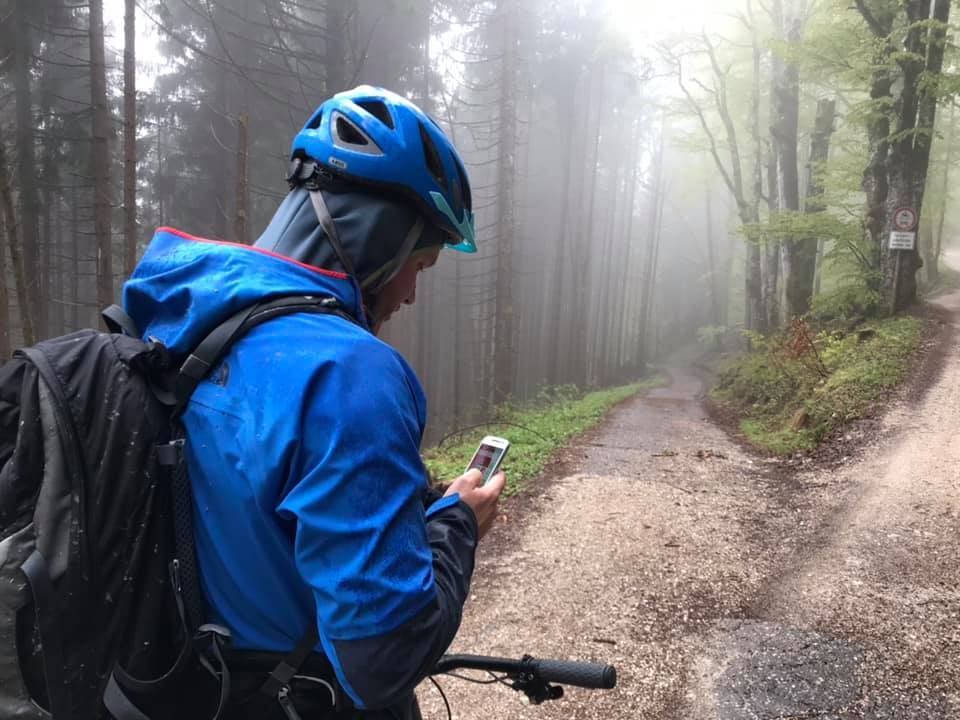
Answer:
[
  {"xmin": 423, "ymin": 376, "xmax": 666, "ymax": 496},
  {"xmin": 711, "ymin": 316, "xmax": 925, "ymax": 455}
]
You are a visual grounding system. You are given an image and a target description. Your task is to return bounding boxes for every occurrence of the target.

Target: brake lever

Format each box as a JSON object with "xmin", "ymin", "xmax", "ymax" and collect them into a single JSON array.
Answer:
[{"xmin": 509, "ymin": 655, "xmax": 564, "ymax": 704}]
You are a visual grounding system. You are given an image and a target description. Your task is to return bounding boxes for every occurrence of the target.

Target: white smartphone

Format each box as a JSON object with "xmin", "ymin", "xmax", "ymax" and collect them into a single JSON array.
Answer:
[{"xmin": 465, "ymin": 435, "xmax": 510, "ymax": 485}]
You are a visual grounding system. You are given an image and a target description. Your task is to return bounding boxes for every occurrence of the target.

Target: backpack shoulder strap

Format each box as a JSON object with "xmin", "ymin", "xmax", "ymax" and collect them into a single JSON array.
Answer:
[
  {"xmin": 172, "ymin": 295, "xmax": 354, "ymax": 414},
  {"xmin": 102, "ymin": 304, "xmax": 141, "ymax": 337}
]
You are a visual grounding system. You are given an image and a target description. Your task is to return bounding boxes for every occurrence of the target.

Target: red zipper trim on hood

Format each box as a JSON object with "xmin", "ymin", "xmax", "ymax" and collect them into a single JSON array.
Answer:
[{"xmin": 156, "ymin": 226, "xmax": 350, "ymax": 280}]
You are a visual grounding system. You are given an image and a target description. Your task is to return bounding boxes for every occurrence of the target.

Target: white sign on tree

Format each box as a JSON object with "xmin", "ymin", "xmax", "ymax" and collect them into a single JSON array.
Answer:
[{"xmin": 890, "ymin": 207, "xmax": 918, "ymax": 250}]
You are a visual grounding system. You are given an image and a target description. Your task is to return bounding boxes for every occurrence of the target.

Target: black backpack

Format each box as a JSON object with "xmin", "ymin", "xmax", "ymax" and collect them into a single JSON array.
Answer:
[{"xmin": 0, "ymin": 295, "xmax": 351, "ymax": 720}]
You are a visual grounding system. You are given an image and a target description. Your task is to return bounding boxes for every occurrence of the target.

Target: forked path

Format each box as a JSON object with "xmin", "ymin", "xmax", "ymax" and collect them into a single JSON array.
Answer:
[{"xmin": 418, "ymin": 295, "xmax": 960, "ymax": 719}]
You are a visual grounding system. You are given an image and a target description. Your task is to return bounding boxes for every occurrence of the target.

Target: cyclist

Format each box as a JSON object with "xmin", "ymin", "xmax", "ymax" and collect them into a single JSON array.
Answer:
[{"xmin": 123, "ymin": 86, "xmax": 505, "ymax": 718}]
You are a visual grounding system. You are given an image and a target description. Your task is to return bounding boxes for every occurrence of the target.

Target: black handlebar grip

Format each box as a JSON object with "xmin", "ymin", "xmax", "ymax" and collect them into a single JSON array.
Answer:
[{"xmin": 530, "ymin": 659, "xmax": 617, "ymax": 689}]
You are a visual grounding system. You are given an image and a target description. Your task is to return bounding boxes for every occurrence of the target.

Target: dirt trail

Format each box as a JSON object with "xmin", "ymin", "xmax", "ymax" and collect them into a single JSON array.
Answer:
[{"xmin": 417, "ymin": 287, "xmax": 960, "ymax": 719}]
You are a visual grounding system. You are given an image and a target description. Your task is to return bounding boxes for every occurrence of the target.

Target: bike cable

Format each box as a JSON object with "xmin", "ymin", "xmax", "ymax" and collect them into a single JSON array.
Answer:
[{"xmin": 427, "ymin": 676, "xmax": 452, "ymax": 720}]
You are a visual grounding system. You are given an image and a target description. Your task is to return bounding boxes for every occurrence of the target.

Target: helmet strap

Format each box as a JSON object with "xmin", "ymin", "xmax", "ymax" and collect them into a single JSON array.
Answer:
[
  {"xmin": 309, "ymin": 190, "xmax": 357, "ymax": 278},
  {"xmin": 362, "ymin": 215, "xmax": 425, "ymax": 293}
]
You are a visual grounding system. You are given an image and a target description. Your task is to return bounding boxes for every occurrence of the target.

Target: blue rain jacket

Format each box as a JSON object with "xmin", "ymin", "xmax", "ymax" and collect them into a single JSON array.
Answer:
[{"xmin": 123, "ymin": 227, "xmax": 478, "ymax": 710}]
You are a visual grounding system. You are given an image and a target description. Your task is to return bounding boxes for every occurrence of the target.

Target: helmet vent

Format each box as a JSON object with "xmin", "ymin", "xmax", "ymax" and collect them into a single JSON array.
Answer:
[
  {"xmin": 307, "ymin": 109, "xmax": 324, "ymax": 130},
  {"xmin": 419, "ymin": 122, "xmax": 447, "ymax": 189},
  {"xmin": 331, "ymin": 111, "xmax": 384, "ymax": 156},
  {"xmin": 453, "ymin": 156, "xmax": 471, "ymax": 213},
  {"xmin": 336, "ymin": 115, "xmax": 370, "ymax": 146},
  {"xmin": 356, "ymin": 100, "xmax": 395, "ymax": 130}
]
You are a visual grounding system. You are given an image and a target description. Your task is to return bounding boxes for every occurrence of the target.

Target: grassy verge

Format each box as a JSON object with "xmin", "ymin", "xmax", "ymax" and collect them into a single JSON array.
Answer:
[
  {"xmin": 711, "ymin": 316, "xmax": 925, "ymax": 455},
  {"xmin": 423, "ymin": 376, "xmax": 666, "ymax": 497}
]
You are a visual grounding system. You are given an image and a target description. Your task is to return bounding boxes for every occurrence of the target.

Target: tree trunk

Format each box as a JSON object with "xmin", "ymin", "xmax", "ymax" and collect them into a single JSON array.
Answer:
[
  {"xmin": 763, "ymin": 2, "xmax": 785, "ymax": 332},
  {"xmin": 884, "ymin": 0, "xmax": 949, "ymax": 311},
  {"xmin": 746, "ymin": 0, "xmax": 765, "ymax": 332},
  {"xmin": 572, "ymin": 63, "xmax": 605, "ymax": 386},
  {"xmin": 124, "ymin": 0, "xmax": 138, "ymax": 277},
  {"xmin": 776, "ymin": 14, "xmax": 813, "ymax": 318},
  {"xmin": 928, "ymin": 101, "xmax": 955, "ymax": 284},
  {"xmin": 613, "ymin": 118, "xmax": 641, "ymax": 376},
  {"xmin": 41, "ymin": 188, "xmax": 51, "ymax": 336},
  {"xmin": 805, "ymin": 98, "xmax": 836, "ymax": 303},
  {"xmin": 592, "ymin": 120, "xmax": 623, "ymax": 385},
  {"xmin": 51, "ymin": 193, "xmax": 63, "ymax": 335},
  {"xmin": 89, "ymin": 0, "xmax": 115, "ymax": 313},
  {"xmin": 639, "ymin": 132, "xmax": 665, "ymax": 363},
  {"xmin": 234, "ymin": 112, "xmax": 250, "ymax": 244},
  {"xmin": 706, "ymin": 189, "xmax": 721, "ymax": 326},
  {"xmin": 857, "ymin": 0, "xmax": 950, "ymax": 312},
  {"xmin": 493, "ymin": 0, "xmax": 517, "ymax": 403},
  {"xmin": 547, "ymin": 82, "xmax": 580, "ymax": 385},
  {"xmin": 14, "ymin": 0, "xmax": 41, "ymax": 338},
  {"xmin": 0, "ymin": 132, "xmax": 35, "ymax": 346},
  {"xmin": 326, "ymin": 1, "xmax": 349, "ymax": 93},
  {"xmin": 0, "ymin": 204, "xmax": 10, "ymax": 358},
  {"xmin": 71, "ymin": 184, "xmax": 80, "ymax": 331}
]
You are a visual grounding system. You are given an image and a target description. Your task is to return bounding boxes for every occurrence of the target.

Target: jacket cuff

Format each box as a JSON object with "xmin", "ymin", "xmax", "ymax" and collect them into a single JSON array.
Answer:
[{"xmin": 425, "ymin": 492, "xmax": 461, "ymax": 519}]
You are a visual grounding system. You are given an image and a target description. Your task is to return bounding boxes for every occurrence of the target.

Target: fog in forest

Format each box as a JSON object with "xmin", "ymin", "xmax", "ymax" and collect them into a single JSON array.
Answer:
[{"xmin": 1, "ymin": 0, "xmax": 956, "ymax": 441}]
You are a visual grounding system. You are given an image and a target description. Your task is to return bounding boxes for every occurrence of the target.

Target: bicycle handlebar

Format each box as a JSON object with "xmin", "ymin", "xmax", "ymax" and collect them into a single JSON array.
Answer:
[
  {"xmin": 432, "ymin": 653, "xmax": 617, "ymax": 690},
  {"xmin": 529, "ymin": 657, "xmax": 616, "ymax": 689}
]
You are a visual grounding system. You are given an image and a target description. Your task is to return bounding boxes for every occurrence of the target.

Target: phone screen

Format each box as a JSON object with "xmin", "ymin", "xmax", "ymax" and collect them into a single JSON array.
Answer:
[{"xmin": 467, "ymin": 443, "xmax": 508, "ymax": 483}]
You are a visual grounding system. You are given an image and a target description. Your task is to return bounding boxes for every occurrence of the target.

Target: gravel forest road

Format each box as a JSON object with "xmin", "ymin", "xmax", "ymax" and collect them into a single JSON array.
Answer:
[{"xmin": 417, "ymin": 289, "xmax": 960, "ymax": 719}]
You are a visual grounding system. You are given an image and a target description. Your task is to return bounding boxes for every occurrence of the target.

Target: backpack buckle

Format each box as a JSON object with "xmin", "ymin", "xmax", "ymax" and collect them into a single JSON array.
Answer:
[
  {"xmin": 156, "ymin": 438, "xmax": 186, "ymax": 467},
  {"xmin": 197, "ymin": 624, "xmax": 233, "ymax": 642}
]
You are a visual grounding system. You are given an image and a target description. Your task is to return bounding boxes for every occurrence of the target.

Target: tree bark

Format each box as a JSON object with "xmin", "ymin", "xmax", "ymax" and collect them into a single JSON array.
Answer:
[
  {"xmin": 123, "ymin": 0, "xmax": 138, "ymax": 277},
  {"xmin": 0, "ymin": 132, "xmax": 35, "ymax": 346},
  {"xmin": 89, "ymin": 0, "xmax": 115, "ymax": 312}
]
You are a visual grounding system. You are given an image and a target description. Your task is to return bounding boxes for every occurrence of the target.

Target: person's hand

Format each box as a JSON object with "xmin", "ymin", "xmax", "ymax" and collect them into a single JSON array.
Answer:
[{"xmin": 444, "ymin": 469, "xmax": 505, "ymax": 540}]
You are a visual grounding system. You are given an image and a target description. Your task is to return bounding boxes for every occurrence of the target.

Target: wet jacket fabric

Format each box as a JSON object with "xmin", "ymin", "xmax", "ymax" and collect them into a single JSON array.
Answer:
[{"xmin": 123, "ymin": 226, "xmax": 478, "ymax": 712}]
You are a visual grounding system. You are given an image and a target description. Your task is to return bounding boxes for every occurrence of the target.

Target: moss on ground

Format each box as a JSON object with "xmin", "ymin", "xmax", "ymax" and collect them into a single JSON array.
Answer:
[
  {"xmin": 711, "ymin": 316, "xmax": 925, "ymax": 455},
  {"xmin": 423, "ymin": 376, "xmax": 666, "ymax": 496}
]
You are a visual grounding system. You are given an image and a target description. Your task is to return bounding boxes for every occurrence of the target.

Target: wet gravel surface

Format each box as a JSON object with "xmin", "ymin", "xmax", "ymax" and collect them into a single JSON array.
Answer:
[{"xmin": 417, "ymin": 292, "xmax": 960, "ymax": 720}]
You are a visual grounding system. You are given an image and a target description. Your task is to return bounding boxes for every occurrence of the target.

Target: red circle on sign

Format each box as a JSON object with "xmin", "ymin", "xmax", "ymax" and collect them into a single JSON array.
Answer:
[{"xmin": 893, "ymin": 207, "xmax": 918, "ymax": 231}]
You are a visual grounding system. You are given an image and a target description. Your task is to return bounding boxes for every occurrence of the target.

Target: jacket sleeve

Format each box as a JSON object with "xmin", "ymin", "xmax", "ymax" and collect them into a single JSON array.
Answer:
[{"xmin": 276, "ymin": 342, "xmax": 478, "ymax": 710}]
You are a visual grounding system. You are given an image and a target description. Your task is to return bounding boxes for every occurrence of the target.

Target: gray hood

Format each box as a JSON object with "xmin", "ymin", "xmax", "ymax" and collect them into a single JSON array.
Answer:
[{"xmin": 254, "ymin": 187, "xmax": 446, "ymax": 292}]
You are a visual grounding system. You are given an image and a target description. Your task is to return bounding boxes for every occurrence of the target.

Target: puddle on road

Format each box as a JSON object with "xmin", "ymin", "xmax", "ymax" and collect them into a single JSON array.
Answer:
[{"xmin": 688, "ymin": 620, "xmax": 952, "ymax": 719}]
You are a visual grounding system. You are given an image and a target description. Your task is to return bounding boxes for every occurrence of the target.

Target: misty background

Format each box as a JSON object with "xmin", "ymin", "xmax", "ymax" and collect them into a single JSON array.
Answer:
[{"xmin": 1, "ymin": 0, "xmax": 957, "ymax": 442}]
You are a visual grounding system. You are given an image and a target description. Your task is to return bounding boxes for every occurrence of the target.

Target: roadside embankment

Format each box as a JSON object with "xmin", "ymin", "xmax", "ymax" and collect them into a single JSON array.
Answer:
[{"xmin": 709, "ymin": 315, "xmax": 927, "ymax": 455}]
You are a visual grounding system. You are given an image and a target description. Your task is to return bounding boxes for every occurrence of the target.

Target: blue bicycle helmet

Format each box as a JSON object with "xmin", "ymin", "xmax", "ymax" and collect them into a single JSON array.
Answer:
[{"xmin": 291, "ymin": 85, "xmax": 476, "ymax": 253}]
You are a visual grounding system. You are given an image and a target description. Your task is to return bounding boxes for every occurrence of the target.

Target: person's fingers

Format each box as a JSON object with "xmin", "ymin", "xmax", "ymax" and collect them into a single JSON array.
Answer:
[
  {"xmin": 482, "ymin": 471, "xmax": 506, "ymax": 497},
  {"xmin": 460, "ymin": 468, "xmax": 483, "ymax": 487},
  {"xmin": 444, "ymin": 468, "xmax": 483, "ymax": 496}
]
